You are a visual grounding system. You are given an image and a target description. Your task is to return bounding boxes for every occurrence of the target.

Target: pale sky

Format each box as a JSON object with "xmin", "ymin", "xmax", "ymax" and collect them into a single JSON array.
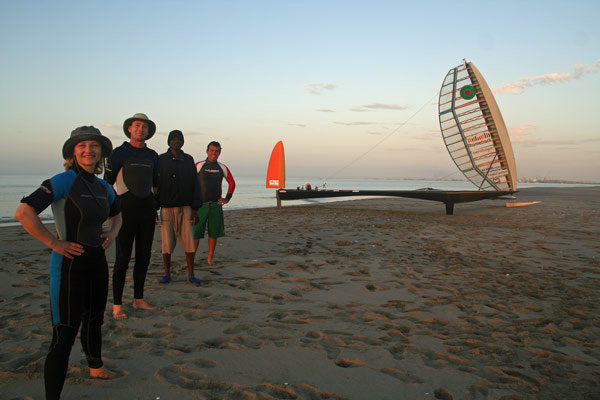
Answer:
[{"xmin": 1, "ymin": 1, "xmax": 599, "ymax": 182}]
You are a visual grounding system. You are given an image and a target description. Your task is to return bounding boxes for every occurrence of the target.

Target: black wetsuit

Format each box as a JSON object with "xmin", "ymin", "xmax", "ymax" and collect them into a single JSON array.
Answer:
[
  {"xmin": 105, "ymin": 142, "xmax": 159, "ymax": 305},
  {"xmin": 195, "ymin": 159, "xmax": 236, "ymax": 202},
  {"xmin": 21, "ymin": 168, "xmax": 120, "ymax": 400}
]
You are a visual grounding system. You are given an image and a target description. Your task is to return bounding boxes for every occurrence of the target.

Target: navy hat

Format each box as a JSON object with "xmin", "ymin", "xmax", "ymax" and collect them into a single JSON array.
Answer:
[
  {"xmin": 123, "ymin": 113, "xmax": 156, "ymax": 139},
  {"xmin": 62, "ymin": 126, "xmax": 113, "ymax": 159},
  {"xmin": 167, "ymin": 130, "xmax": 184, "ymax": 145}
]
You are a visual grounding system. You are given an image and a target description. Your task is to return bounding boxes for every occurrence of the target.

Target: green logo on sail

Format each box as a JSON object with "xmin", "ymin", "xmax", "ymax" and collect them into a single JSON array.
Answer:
[{"xmin": 460, "ymin": 85, "xmax": 476, "ymax": 100}]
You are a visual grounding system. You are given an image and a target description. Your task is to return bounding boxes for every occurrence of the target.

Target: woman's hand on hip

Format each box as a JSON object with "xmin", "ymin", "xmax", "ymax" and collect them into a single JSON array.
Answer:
[{"xmin": 51, "ymin": 239, "xmax": 84, "ymax": 259}]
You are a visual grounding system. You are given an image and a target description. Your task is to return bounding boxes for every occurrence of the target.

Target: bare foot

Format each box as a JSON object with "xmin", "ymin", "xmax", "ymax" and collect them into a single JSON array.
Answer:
[
  {"xmin": 112, "ymin": 305, "xmax": 127, "ymax": 320},
  {"xmin": 207, "ymin": 257, "xmax": 213, "ymax": 266},
  {"xmin": 90, "ymin": 367, "xmax": 115, "ymax": 379},
  {"xmin": 133, "ymin": 299, "xmax": 158, "ymax": 310}
]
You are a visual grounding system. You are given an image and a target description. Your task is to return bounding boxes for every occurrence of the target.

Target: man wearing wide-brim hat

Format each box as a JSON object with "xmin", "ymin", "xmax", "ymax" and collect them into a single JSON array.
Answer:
[
  {"xmin": 105, "ymin": 113, "xmax": 160, "ymax": 320},
  {"xmin": 122, "ymin": 113, "xmax": 157, "ymax": 139}
]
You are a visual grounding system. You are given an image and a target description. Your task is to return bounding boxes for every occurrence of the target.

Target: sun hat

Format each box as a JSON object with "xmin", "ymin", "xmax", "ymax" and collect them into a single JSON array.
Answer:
[
  {"xmin": 123, "ymin": 113, "xmax": 156, "ymax": 139},
  {"xmin": 167, "ymin": 129, "xmax": 184, "ymax": 145},
  {"xmin": 62, "ymin": 126, "xmax": 113, "ymax": 159}
]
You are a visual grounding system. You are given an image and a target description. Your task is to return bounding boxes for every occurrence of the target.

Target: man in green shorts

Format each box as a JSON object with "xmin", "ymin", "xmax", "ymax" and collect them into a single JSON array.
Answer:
[{"xmin": 193, "ymin": 141, "xmax": 236, "ymax": 265}]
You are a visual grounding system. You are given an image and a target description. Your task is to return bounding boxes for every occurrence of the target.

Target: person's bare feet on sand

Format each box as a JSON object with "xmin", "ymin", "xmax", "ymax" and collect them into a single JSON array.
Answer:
[
  {"xmin": 90, "ymin": 367, "xmax": 115, "ymax": 379},
  {"xmin": 133, "ymin": 299, "xmax": 158, "ymax": 310},
  {"xmin": 112, "ymin": 305, "xmax": 127, "ymax": 320}
]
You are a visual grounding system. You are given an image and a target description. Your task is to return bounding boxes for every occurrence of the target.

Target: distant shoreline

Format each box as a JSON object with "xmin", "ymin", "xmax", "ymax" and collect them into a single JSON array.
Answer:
[
  {"xmin": 2, "ymin": 183, "xmax": 599, "ymax": 227},
  {"xmin": 286, "ymin": 175, "xmax": 600, "ymax": 184},
  {"xmin": 517, "ymin": 178, "xmax": 600, "ymax": 184}
]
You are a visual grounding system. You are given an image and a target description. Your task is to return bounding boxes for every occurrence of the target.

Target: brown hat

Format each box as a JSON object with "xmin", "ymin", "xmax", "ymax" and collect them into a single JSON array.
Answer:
[
  {"xmin": 62, "ymin": 126, "xmax": 113, "ymax": 159},
  {"xmin": 123, "ymin": 113, "xmax": 156, "ymax": 139}
]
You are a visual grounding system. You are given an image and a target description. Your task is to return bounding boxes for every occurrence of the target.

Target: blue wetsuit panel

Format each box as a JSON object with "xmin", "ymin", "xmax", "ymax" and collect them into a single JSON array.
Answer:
[{"xmin": 21, "ymin": 169, "xmax": 119, "ymax": 325}]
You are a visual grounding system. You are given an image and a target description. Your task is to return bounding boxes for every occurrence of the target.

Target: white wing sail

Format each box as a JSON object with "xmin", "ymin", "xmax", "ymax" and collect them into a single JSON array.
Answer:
[{"xmin": 438, "ymin": 60, "xmax": 517, "ymax": 191}]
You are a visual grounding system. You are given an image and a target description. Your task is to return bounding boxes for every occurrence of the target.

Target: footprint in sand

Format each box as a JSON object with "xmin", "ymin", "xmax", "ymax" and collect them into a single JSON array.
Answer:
[
  {"xmin": 305, "ymin": 330, "xmax": 324, "ymax": 340},
  {"xmin": 154, "ymin": 364, "xmax": 208, "ymax": 387},
  {"xmin": 319, "ymin": 337, "xmax": 345, "ymax": 359},
  {"xmin": 300, "ymin": 330, "xmax": 324, "ymax": 347},
  {"xmin": 387, "ymin": 343, "xmax": 411, "ymax": 360},
  {"xmin": 308, "ymin": 281, "xmax": 330, "ymax": 290},
  {"xmin": 261, "ymin": 333, "xmax": 293, "ymax": 346},
  {"xmin": 255, "ymin": 383, "xmax": 300, "ymax": 399},
  {"xmin": 241, "ymin": 261, "xmax": 270, "ymax": 269},
  {"xmin": 334, "ymin": 358, "xmax": 367, "ymax": 368},
  {"xmin": 293, "ymin": 383, "xmax": 344, "ymax": 399},
  {"xmin": 223, "ymin": 323, "xmax": 253, "ymax": 334},
  {"xmin": 365, "ymin": 283, "xmax": 385, "ymax": 291},
  {"xmin": 433, "ymin": 388, "xmax": 454, "ymax": 400},
  {"xmin": 12, "ymin": 292, "xmax": 46, "ymax": 301},
  {"xmin": 203, "ymin": 337, "xmax": 230, "ymax": 349},
  {"xmin": 131, "ymin": 328, "xmax": 172, "ymax": 339},
  {"xmin": 192, "ymin": 358, "xmax": 217, "ymax": 368},
  {"xmin": 226, "ymin": 335, "xmax": 263, "ymax": 350},
  {"xmin": 181, "ymin": 309, "xmax": 207, "ymax": 321},
  {"xmin": 284, "ymin": 263, "xmax": 319, "ymax": 274},
  {"xmin": 3, "ymin": 350, "xmax": 46, "ymax": 373},
  {"xmin": 167, "ymin": 344, "xmax": 194, "ymax": 354},
  {"xmin": 152, "ymin": 322, "xmax": 175, "ymax": 329},
  {"xmin": 380, "ymin": 367, "xmax": 424, "ymax": 383}
]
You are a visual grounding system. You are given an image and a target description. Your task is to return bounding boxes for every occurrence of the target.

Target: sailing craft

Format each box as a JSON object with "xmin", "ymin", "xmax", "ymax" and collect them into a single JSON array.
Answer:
[
  {"xmin": 265, "ymin": 141, "xmax": 285, "ymax": 189},
  {"xmin": 439, "ymin": 60, "xmax": 517, "ymax": 191},
  {"xmin": 267, "ymin": 60, "xmax": 520, "ymax": 214}
]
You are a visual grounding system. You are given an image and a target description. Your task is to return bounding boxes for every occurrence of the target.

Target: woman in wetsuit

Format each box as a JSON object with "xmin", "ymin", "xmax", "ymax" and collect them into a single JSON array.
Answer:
[{"xmin": 14, "ymin": 126, "xmax": 122, "ymax": 400}]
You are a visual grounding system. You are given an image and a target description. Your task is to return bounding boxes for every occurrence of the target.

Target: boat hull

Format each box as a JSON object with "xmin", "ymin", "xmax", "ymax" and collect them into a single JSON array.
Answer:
[{"xmin": 276, "ymin": 189, "xmax": 516, "ymax": 214}]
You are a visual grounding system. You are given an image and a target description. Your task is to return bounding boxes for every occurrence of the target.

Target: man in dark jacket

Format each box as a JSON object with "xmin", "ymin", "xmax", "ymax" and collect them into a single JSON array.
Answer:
[
  {"xmin": 157, "ymin": 130, "xmax": 202, "ymax": 284},
  {"xmin": 105, "ymin": 113, "xmax": 159, "ymax": 320}
]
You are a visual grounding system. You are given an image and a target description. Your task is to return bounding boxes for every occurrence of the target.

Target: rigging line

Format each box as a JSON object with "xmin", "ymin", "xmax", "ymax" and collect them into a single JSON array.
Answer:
[
  {"xmin": 320, "ymin": 91, "xmax": 439, "ymax": 184},
  {"xmin": 478, "ymin": 153, "xmax": 498, "ymax": 191},
  {"xmin": 431, "ymin": 169, "xmax": 460, "ymax": 181}
]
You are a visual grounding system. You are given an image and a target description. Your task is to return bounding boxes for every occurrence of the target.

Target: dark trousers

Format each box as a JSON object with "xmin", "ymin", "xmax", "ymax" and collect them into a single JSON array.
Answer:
[
  {"xmin": 45, "ymin": 247, "xmax": 108, "ymax": 400},
  {"xmin": 112, "ymin": 205, "xmax": 155, "ymax": 305}
]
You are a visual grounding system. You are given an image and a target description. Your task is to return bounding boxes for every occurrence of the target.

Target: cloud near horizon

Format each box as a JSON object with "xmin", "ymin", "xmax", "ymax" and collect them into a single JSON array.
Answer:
[
  {"xmin": 157, "ymin": 130, "xmax": 204, "ymax": 137},
  {"xmin": 363, "ymin": 103, "xmax": 408, "ymax": 111},
  {"xmin": 582, "ymin": 137, "xmax": 600, "ymax": 143},
  {"xmin": 333, "ymin": 121, "xmax": 377, "ymax": 126},
  {"xmin": 508, "ymin": 125, "xmax": 582, "ymax": 147},
  {"xmin": 506, "ymin": 125, "xmax": 598, "ymax": 149},
  {"xmin": 508, "ymin": 125, "xmax": 537, "ymax": 142},
  {"xmin": 350, "ymin": 103, "xmax": 408, "ymax": 112},
  {"xmin": 305, "ymin": 82, "xmax": 336, "ymax": 95},
  {"xmin": 519, "ymin": 139, "xmax": 577, "ymax": 147},
  {"xmin": 493, "ymin": 58, "xmax": 600, "ymax": 94},
  {"xmin": 103, "ymin": 123, "xmax": 120, "ymax": 130}
]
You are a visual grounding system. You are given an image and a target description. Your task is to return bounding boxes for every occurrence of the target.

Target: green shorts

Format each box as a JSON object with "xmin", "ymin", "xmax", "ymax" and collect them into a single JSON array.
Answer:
[{"xmin": 193, "ymin": 203, "xmax": 225, "ymax": 239}]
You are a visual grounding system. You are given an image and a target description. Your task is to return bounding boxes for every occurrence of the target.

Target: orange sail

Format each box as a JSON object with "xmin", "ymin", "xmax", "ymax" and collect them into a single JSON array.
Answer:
[{"xmin": 266, "ymin": 141, "xmax": 285, "ymax": 188}]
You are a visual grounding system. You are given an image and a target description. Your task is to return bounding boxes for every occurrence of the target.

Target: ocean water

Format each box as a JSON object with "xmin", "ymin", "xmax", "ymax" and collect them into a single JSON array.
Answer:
[{"xmin": 0, "ymin": 173, "xmax": 590, "ymax": 226}]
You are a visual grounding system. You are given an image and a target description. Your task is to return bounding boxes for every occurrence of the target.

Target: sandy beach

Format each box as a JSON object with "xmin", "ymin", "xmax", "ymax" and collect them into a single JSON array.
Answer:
[{"xmin": 1, "ymin": 186, "xmax": 599, "ymax": 400}]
